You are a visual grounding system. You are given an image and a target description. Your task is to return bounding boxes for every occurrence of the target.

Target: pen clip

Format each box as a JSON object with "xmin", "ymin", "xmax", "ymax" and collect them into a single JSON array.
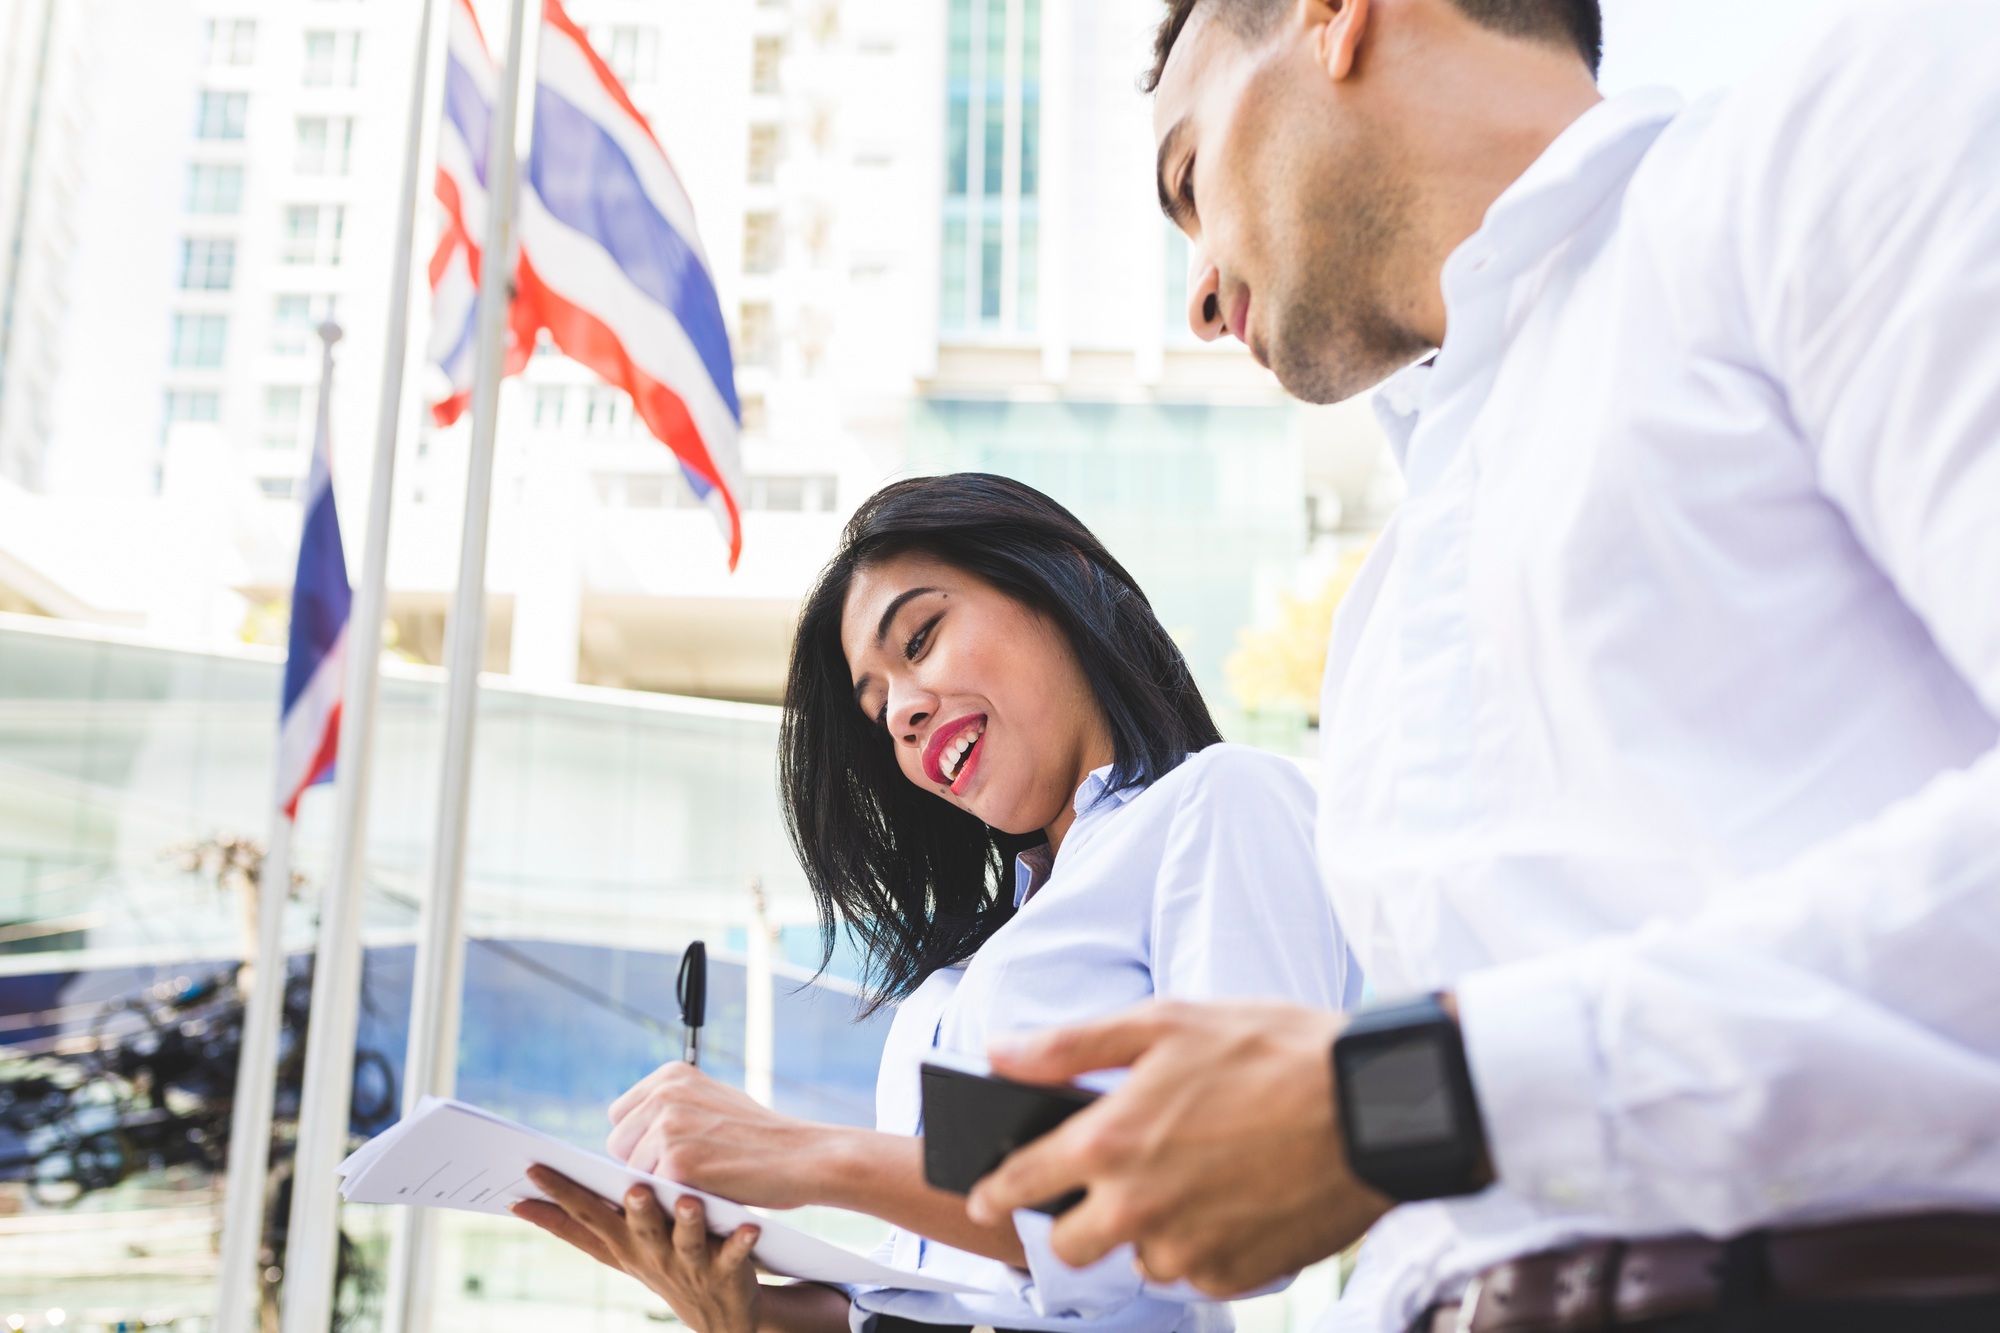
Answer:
[{"xmin": 676, "ymin": 940, "xmax": 707, "ymax": 1030}]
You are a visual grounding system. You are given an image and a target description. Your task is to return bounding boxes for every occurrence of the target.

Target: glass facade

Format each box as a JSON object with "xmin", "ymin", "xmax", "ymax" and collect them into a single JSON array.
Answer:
[
  {"xmin": 0, "ymin": 620, "xmax": 890, "ymax": 1327},
  {"xmin": 906, "ymin": 400, "xmax": 1308, "ymax": 744},
  {"xmin": 940, "ymin": 0, "xmax": 1040, "ymax": 336}
]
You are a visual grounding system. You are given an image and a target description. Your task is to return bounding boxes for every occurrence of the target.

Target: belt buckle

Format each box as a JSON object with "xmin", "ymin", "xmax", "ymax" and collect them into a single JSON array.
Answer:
[{"xmin": 1453, "ymin": 1276, "xmax": 1484, "ymax": 1333}]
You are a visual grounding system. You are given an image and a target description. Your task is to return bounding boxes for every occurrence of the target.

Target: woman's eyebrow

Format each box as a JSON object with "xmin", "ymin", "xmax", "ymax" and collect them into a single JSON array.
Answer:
[{"xmin": 873, "ymin": 587, "xmax": 939, "ymax": 646}]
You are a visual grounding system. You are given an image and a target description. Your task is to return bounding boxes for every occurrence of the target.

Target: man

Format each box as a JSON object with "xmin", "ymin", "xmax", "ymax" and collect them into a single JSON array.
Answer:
[{"xmin": 964, "ymin": 0, "xmax": 2000, "ymax": 1329}]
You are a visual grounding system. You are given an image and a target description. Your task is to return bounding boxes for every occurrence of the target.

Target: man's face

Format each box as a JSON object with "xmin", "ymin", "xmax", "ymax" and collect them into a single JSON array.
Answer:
[{"xmin": 1153, "ymin": 6, "xmax": 1430, "ymax": 403}]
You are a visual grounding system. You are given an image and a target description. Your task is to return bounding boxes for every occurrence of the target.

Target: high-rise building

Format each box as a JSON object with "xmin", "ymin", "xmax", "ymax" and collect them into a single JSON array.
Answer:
[{"xmin": 0, "ymin": 0, "xmax": 1394, "ymax": 721}]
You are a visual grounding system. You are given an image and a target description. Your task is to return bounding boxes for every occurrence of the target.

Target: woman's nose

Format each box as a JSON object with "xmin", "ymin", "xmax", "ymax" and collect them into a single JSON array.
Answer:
[
  {"xmin": 1187, "ymin": 252, "xmax": 1226, "ymax": 342},
  {"xmin": 888, "ymin": 686, "xmax": 937, "ymax": 744}
]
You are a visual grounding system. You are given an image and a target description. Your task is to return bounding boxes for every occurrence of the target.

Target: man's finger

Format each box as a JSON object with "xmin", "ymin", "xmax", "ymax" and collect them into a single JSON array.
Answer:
[
  {"xmin": 510, "ymin": 1199, "xmax": 620, "ymax": 1269},
  {"xmin": 986, "ymin": 1003, "xmax": 1176, "ymax": 1083},
  {"xmin": 964, "ymin": 1108, "xmax": 1104, "ymax": 1224},
  {"xmin": 1041, "ymin": 1185, "xmax": 1154, "ymax": 1271},
  {"xmin": 672, "ymin": 1194, "xmax": 711, "ymax": 1262}
]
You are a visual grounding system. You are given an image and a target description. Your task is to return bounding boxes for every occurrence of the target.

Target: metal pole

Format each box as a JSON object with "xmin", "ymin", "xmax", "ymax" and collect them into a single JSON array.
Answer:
[
  {"xmin": 381, "ymin": 0, "xmax": 533, "ymax": 1326},
  {"xmin": 212, "ymin": 813, "xmax": 293, "ymax": 1333},
  {"xmin": 745, "ymin": 877, "xmax": 775, "ymax": 1108},
  {"xmin": 276, "ymin": 0, "xmax": 445, "ymax": 1322}
]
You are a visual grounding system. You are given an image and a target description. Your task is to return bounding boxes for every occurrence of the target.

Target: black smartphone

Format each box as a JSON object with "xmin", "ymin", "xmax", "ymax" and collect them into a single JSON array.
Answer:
[{"xmin": 920, "ymin": 1056, "xmax": 1100, "ymax": 1215}]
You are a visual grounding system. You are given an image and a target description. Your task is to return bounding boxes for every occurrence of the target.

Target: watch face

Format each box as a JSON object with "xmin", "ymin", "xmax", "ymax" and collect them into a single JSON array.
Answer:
[{"xmin": 1345, "ymin": 1035, "xmax": 1461, "ymax": 1151}]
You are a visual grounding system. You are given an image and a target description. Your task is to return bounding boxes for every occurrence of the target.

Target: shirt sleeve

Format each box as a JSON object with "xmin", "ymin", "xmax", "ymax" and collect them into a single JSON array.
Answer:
[
  {"xmin": 1457, "ymin": 2, "xmax": 2000, "ymax": 1236},
  {"xmin": 1014, "ymin": 745, "xmax": 1363, "ymax": 1311},
  {"xmin": 1149, "ymin": 745, "xmax": 1363, "ymax": 1010}
]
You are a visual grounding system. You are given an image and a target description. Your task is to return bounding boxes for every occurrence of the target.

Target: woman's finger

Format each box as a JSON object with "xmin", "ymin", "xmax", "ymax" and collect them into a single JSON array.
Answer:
[
  {"xmin": 671, "ymin": 1194, "xmax": 710, "ymax": 1263},
  {"xmin": 717, "ymin": 1223, "xmax": 761, "ymax": 1274},
  {"xmin": 526, "ymin": 1166, "xmax": 629, "ymax": 1252},
  {"xmin": 510, "ymin": 1200, "xmax": 621, "ymax": 1269},
  {"xmin": 626, "ymin": 1185, "xmax": 670, "ymax": 1250}
]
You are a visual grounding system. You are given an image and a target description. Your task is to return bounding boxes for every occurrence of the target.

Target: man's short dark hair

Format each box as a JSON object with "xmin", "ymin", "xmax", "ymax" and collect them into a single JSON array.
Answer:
[{"xmin": 1143, "ymin": 0, "xmax": 1603, "ymax": 92}]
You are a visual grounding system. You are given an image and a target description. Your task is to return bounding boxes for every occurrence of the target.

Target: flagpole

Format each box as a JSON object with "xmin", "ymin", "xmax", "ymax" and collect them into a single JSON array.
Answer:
[
  {"xmin": 217, "ymin": 314, "xmax": 337, "ymax": 1333},
  {"xmin": 380, "ymin": 0, "xmax": 534, "ymax": 1327},
  {"xmin": 276, "ymin": 0, "xmax": 447, "ymax": 1326},
  {"xmin": 212, "ymin": 810, "xmax": 293, "ymax": 1333}
]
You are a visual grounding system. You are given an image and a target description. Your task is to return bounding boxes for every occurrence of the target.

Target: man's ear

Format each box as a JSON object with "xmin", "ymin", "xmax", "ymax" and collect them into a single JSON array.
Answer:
[{"xmin": 1306, "ymin": 0, "xmax": 1372, "ymax": 81}]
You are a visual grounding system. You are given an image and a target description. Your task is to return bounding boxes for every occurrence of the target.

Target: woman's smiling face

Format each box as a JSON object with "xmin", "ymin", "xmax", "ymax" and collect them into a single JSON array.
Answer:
[{"xmin": 842, "ymin": 552, "xmax": 1114, "ymax": 848}]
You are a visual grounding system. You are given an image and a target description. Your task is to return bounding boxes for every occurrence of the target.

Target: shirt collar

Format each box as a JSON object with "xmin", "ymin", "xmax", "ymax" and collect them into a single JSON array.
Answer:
[
  {"xmin": 1446, "ymin": 88, "xmax": 1682, "ymax": 294},
  {"xmin": 1010, "ymin": 764, "xmax": 1146, "ymax": 908},
  {"xmin": 1370, "ymin": 89, "xmax": 1682, "ymax": 468},
  {"xmin": 1072, "ymin": 762, "xmax": 1145, "ymax": 818}
]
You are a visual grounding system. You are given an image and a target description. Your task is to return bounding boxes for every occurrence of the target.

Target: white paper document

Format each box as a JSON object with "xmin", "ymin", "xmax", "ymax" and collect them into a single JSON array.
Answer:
[{"xmin": 337, "ymin": 1097, "xmax": 986, "ymax": 1295}]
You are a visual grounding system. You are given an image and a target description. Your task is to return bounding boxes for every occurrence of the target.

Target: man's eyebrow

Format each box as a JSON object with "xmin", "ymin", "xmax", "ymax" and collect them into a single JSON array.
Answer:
[
  {"xmin": 874, "ymin": 586, "xmax": 939, "ymax": 647},
  {"xmin": 1156, "ymin": 117, "xmax": 1191, "ymax": 226}
]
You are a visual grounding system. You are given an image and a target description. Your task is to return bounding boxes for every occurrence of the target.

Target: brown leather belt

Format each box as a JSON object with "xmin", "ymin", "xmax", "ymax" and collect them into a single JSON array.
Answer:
[{"xmin": 1422, "ymin": 1212, "xmax": 2000, "ymax": 1332}]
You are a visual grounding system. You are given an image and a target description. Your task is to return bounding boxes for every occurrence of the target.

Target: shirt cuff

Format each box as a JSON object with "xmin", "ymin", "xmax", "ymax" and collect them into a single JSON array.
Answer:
[
  {"xmin": 1010, "ymin": 1208, "xmax": 1146, "ymax": 1318},
  {"xmin": 1455, "ymin": 949, "xmax": 1613, "ymax": 1213}
]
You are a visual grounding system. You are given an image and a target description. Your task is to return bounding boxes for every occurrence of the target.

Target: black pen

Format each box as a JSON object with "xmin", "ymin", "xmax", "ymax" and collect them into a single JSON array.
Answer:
[{"xmin": 676, "ymin": 940, "xmax": 706, "ymax": 1067}]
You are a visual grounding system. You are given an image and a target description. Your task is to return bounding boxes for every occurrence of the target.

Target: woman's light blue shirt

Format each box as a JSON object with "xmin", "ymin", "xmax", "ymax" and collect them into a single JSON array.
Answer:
[{"xmin": 849, "ymin": 744, "xmax": 1364, "ymax": 1333}]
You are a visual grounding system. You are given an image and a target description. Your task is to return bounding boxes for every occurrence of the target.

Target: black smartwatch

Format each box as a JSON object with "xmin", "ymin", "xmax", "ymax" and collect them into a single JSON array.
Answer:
[{"xmin": 1332, "ymin": 993, "xmax": 1491, "ymax": 1201}]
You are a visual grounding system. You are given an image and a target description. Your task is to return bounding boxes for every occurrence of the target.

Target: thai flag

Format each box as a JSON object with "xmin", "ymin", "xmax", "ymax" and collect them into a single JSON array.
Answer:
[
  {"xmin": 275, "ymin": 371, "xmax": 353, "ymax": 820},
  {"xmin": 518, "ymin": 0, "xmax": 746, "ymax": 567},
  {"xmin": 427, "ymin": 0, "xmax": 531, "ymax": 426}
]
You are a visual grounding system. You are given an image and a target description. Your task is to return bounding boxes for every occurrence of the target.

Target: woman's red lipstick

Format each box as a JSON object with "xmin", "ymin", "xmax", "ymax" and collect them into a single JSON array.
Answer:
[{"xmin": 923, "ymin": 714, "xmax": 987, "ymax": 787}]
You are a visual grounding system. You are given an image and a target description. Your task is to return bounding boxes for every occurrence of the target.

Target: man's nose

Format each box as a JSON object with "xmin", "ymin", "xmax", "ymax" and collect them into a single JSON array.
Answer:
[{"xmin": 1187, "ymin": 254, "xmax": 1226, "ymax": 342}]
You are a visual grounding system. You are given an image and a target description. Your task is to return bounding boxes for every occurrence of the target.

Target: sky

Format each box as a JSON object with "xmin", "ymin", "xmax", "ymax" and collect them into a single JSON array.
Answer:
[{"xmin": 1597, "ymin": 0, "xmax": 1863, "ymax": 99}]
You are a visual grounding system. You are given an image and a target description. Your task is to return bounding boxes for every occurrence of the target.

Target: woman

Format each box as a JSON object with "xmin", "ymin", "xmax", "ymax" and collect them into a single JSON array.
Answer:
[{"xmin": 515, "ymin": 474, "xmax": 1361, "ymax": 1333}]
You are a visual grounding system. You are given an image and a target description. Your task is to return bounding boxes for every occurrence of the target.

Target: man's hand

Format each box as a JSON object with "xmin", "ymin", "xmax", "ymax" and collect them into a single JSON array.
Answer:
[
  {"xmin": 607, "ymin": 1062, "xmax": 831, "ymax": 1210},
  {"xmin": 965, "ymin": 999, "xmax": 1393, "ymax": 1296}
]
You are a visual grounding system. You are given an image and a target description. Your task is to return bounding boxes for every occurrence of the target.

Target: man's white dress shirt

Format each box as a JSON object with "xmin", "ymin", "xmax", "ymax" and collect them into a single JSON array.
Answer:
[
  {"xmin": 851, "ymin": 746, "xmax": 1363, "ymax": 1333},
  {"xmin": 1313, "ymin": 4, "xmax": 2000, "ymax": 1327}
]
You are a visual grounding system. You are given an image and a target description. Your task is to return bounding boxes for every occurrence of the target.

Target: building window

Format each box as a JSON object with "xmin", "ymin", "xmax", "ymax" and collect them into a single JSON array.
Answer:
[
  {"xmin": 283, "ymin": 204, "xmax": 345, "ymax": 265},
  {"xmin": 186, "ymin": 164, "xmax": 244, "ymax": 214},
  {"xmin": 582, "ymin": 386, "xmax": 633, "ymax": 435},
  {"xmin": 264, "ymin": 386, "xmax": 306, "ymax": 448},
  {"xmin": 747, "ymin": 124, "xmax": 781, "ymax": 184},
  {"xmin": 257, "ymin": 476, "xmax": 299, "ymax": 500},
  {"xmin": 196, "ymin": 91, "xmax": 249, "ymax": 141},
  {"xmin": 751, "ymin": 36, "xmax": 783, "ymax": 94},
  {"xmin": 303, "ymin": 31, "xmax": 362, "ymax": 88},
  {"xmin": 737, "ymin": 302, "xmax": 776, "ymax": 368},
  {"xmin": 162, "ymin": 389, "xmax": 221, "ymax": 443},
  {"xmin": 170, "ymin": 313, "xmax": 229, "ymax": 368},
  {"xmin": 205, "ymin": 18, "xmax": 256, "ymax": 66},
  {"xmin": 744, "ymin": 474, "xmax": 836, "ymax": 512},
  {"xmin": 939, "ymin": 0, "xmax": 1040, "ymax": 336},
  {"xmin": 272, "ymin": 294, "xmax": 337, "ymax": 356},
  {"xmin": 533, "ymin": 385, "xmax": 567, "ymax": 428},
  {"xmin": 594, "ymin": 472, "xmax": 673, "ymax": 508},
  {"xmin": 743, "ymin": 212, "xmax": 781, "ymax": 275},
  {"xmin": 179, "ymin": 238, "xmax": 236, "ymax": 291},
  {"xmin": 739, "ymin": 394, "xmax": 767, "ymax": 433},
  {"xmin": 1164, "ymin": 223, "xmax": 1191, "ymax": 338},
  {"xmin": 296, "ymin": 116, "xmax": 355, "ymax": 175},
  {"xmin": 591, "ymin": 25, "xmax": 658, "ymax": 86}
]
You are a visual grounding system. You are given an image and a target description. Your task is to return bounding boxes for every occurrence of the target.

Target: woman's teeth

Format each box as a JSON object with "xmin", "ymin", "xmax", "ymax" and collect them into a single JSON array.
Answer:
[{"xmin": 942, "ymin": 725, "xmax": 984, "ymax": 782}]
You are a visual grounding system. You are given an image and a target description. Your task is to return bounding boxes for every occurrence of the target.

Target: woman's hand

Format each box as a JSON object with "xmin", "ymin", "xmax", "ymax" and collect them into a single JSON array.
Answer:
[
  {"xmin": 606, "ymin": 1062, "xmax": 833, "ymax": 1209},
  {"xmin": 512, "ymin": 1166, "xmax": 762, "ymax": 1333}
]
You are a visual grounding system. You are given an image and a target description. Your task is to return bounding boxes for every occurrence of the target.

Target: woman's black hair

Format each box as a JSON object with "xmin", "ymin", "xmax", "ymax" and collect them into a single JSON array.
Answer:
[{"xmin": 780, "ymin": 473, "xmax": 1224, "ymax": 1012}]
